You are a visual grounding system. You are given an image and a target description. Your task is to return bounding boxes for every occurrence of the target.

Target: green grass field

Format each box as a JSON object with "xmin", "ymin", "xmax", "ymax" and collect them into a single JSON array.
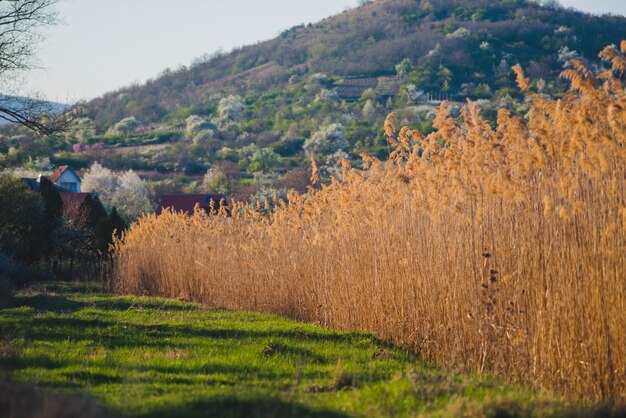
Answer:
[{"xmin": 0, "ymin": 283, "xmax": 621, "ymax": 418}]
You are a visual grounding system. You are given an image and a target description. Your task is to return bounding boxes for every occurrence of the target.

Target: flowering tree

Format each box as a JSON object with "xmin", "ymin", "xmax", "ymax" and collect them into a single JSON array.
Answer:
[
  {"xmin": 314, "ymin": 89, "xmax": 340, "ymax": 103},
  {"xmin": 81, "ymin": 162, "xmax": 153, "ymax": 222},
  {"xmin": 81, "ymin": 162, "xmax": 117, "ymax": 207},
  {"xmin": 362, "ymin": 99, "xmax": 377, "ymax": 120},
  {"xmin": 107, "ymin": 117, "xmax": 141, "ymax": 136},
  {"xmin": 217, "ymin": 95, "xmax": 245, "ymax": 121},
  {"xmin": 65, "ymin": 117, "xmax": 96, "ymax": 141},
  {"xmin": 185, "ymin": 115, "xmax": 217, "ymax": 138},
  {"xmin": 406, "ymin": 85, "xmax": 428, "ymax": 105},
  {"xmin": 303, "ymin": 123, "xmax": 349, "ymax": 158},
  {"xmin": 201, "ymin": 168, "xmax": 230, "ymax": 195},
  {"xmin": 110, "ymin": 170, "xmax": 153, "ymax": 222}
]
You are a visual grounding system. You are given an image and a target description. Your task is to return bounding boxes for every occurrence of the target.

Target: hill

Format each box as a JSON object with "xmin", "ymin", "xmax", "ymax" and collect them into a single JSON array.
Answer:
[
  {"xmin": 0, "ymin": 95, "xmax": 69, "ymax": 125},
  {"xmin": 2, "ymin": 0, "xmax": 626, "ymax": 201},
  {"xmin": 84, "ymin": 0, "xmax": 626, "ymax": 125}
]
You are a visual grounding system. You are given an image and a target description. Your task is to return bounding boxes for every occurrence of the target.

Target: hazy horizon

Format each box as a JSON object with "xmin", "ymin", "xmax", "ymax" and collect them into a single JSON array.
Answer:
[{"xmin": 19, "ymin": 0, "xmax": 626, "ymax": 103}]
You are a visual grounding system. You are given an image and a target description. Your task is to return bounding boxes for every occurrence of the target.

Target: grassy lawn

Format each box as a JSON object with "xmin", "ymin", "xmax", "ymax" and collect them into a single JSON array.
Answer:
[{"xmin": 0, "ymin": 283, "xmax": 619, "ymax": 418}]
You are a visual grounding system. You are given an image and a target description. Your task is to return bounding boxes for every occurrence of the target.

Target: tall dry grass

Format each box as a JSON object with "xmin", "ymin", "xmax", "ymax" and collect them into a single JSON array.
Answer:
[{"xmin": 112, "ymin": 43, "xmax": 626, "ymax": 401}]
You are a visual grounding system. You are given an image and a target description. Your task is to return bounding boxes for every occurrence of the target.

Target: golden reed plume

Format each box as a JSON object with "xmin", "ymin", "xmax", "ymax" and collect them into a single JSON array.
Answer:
[{"xmin": 112, "ymin": 44, "xmax": 626, "ymax": 402}]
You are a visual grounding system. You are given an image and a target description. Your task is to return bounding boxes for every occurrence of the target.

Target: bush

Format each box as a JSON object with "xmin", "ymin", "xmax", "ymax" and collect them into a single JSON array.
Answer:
[
  {"xmin": 107, "ymin": 117, "xmax": 141, "ymax": 136},
  {"xmin": 0, "ymin": 176, "xmax": 45, "ymax": 264},
  {"xmin": 0, "ymin": 251, "xmax": 19, "ymax": 301},
  {"xmin": 303, "ymin": 123, "xmax": 348, "ymax": 158}
]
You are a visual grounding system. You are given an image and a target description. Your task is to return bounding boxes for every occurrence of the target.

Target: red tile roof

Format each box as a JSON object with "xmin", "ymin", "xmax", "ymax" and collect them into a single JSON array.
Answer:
[
  {"xmin": 49, "ymin": 165, "xmax": 78, "ymax": 183},
  {"xmin": 59, "ymin": 192, "xmax": 96, "ymax": 218},
  {"xmin": 157, "ymin": 194, "xmax": 227, "ymax": 215}
]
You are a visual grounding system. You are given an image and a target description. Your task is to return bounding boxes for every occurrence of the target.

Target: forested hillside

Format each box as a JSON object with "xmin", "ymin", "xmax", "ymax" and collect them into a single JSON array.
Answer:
[
  {"xmin": 2, "ymin": 0, "xmax": 626, "ymax": 202},
  {"xmin": 85, "ymin": 0, "xmax": 626, "ymax": 125}
]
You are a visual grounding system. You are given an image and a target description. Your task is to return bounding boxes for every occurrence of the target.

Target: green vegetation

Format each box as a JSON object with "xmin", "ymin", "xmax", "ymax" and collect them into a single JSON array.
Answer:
[
  {"xmin": 0, "ymin": 175, "xmax": 127, "ymax": 290},
  {"xmin": 3, "ymin": 0, "xmax": 626, "ymax": 202},
  {"xmin": 0, "ymin": 283, "xmax": 622, "ymax": 417}
]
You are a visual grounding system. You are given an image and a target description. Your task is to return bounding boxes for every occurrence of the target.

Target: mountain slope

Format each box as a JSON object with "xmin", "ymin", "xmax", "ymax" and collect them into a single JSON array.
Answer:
[
  {"xmin": 0, "ymin": 95, "xmax": 69, "ymax": 125},
  {"xmin": 85, "ymin": 0, "xmax": 626, "ymax": 126},
  {"xmin": 5, "ymin": 0, "xmax": 626, "ymax": 201}
]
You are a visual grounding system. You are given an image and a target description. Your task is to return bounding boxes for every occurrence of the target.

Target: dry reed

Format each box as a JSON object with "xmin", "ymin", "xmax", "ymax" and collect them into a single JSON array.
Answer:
[{"xmin": 112, "ymin": 43, "xmax": 626, "ymax": 401}]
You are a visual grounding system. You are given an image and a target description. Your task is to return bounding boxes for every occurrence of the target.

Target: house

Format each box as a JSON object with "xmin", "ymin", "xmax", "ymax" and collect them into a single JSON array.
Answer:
[
  {"xmin": 49, "ymin": 165, "xmax": 81, "ymax": 192},
  {"xmin": 21, "ymin": 176, "xmax": 69, "ymax": 193},
  {"xmin": 157, "ymin": 194, "xmax": 228, "ymax": 215},
  {"xmin": 20, "ymin": 173, "xmax": 102, "ymax": 221},
  {"xmin": 59, "ymin": 192, "xmax": 102, "ymax": 219}
]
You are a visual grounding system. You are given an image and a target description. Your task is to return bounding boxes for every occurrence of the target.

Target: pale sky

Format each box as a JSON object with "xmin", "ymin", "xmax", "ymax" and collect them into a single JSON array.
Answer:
[{"xmin": 21, "ymin": 0, "xmax": 626, "ymax": 103}]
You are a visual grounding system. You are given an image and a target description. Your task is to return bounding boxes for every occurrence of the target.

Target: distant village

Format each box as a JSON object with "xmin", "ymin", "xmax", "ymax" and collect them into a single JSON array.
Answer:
[{"xmin": 21, "ymin": 165, "xmax": 228, "ymax": 218}]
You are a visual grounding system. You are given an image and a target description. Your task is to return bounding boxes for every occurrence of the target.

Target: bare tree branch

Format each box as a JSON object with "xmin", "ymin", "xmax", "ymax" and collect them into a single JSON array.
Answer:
[{"xmin": 0, "ymin": 0, "xmax": 66, "ymax": 135}]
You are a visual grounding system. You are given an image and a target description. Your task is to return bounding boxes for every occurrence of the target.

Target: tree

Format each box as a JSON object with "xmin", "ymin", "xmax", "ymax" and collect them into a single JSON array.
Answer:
[
  {"xmin": 93, "ymin": 216, "xmax": 113, "ymax": 255},
  {"xmin": 66, "ymin": 117, "xmax": 96, "ymax": 140},
  {"xmin": 538, "ymin": 0, "xmax": 563, "ymax": 10},
  {"xmin": 107, "ymin": 117, "xmax": 141, "ymax": 136},
  {"xmin": 406, "ymin": 85, "xmax": 428, "ymax": 105},
  {"xmin": 93, "ymin": 207, "xmax": 126, "ymax": 255},
  {"xmin": 395, "ymin": 58, "xmax": 413, "ymax": 78},
  {"xmin": 303, "ymin": 123, "xmax": 349, "ymax": 159},
  {"xmin": 320, "ymin": 150, "xmax": 350, "ymax": 179},
  {"xmin": 362, "ymin": 99, "xmax": 377, "ymax": 120},
  {"xmin": 217, "ymin": 95, "xmax": 245, "ymax": 121},
  {"xmin": 0, "ymin": 175, "xmax": 45, "ymax": 263},
  {"xmin": 110, "ymin": 170, "xmax": 153, "ymax": 222},
  {"xmin": 248, "ymin": 147, "xmax": 281, "ymax": 174},
  {"xmin": 78, "ymin": 195, "xmax": 107, "ymax": 230},
  {"xmin": 38, "ymin": 176, "xmax": 63, "ymax": 258},
  {"xmin": 185, "ymin": 115, "xmax": 217, "ymax": 138},
  {"xmin": 201, "ymin": 168, "xmax": 230, "ymax": 195},
  {"xmin": 81, "ymin": 162, "xmax": 154, "ymax": 222},
  {"xmin": 50, "ymin": 216, "xmax": 89, "ymax": 280},
  {"xmin": 0, "ymin": 0, "xmax": 70, "ymax": 135},
  {"xmin": 108, "ymin": 207, "xmax": 127, "ymax": 237},
  {"xmin": 81, "ymin": 162, "xmax": 117, "ymax": 208},
  {"xmin": 39, "ymin": 176, "xmax": 63, "ymax": 222}
]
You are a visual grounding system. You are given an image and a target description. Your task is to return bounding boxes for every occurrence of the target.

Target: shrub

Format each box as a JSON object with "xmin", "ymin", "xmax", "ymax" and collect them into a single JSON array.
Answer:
[
  {"xmin": 0, "ymin": 251, "xmax": 20, "ymax": 299},
  {"xmin": 107, "ymin": 117, "xmax": 141, "ymax": 136},
  {"xmin": 0, "ymin": 176, "xmax": 45, "ymax": 264},
  {"xmin": 217, "ymin": 95, "xmax": 245, "ymax": 121},
  {"xmin": 303, "ymin": 123, "xmax": 349, "ymax": 158}
]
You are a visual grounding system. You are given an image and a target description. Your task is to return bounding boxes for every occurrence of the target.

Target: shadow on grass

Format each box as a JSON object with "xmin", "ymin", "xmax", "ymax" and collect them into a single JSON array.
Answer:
[
  {"xmin": 2, "ymin": 310, "xmax": 359, "ymax": 356},
  {"xmin": 0, "ymin": 292, "xmax": 373, "ymax": 383},
  {"xmin": 0, "ymin": 285, "xmax": 395, "ymax": 417},
  {"xmin": 27, "ymin": 282, "xmax": 106, "ymax": 295},
  {"xmin": 87, "ymin": 298, "xmax": 198, "ymax": 312},
  {"xmin": 3, "ymin": 285, "xmax": 625, "ymax": 418},
  {"xmin": 6, "ymin": 294, "xmax": 85, "ymax": 314},
  {"xmin": 139, "ymin": 396, "xmax": 350, "ymax": 418},
  {"xmin": 0, "ymin": 377, "xmax": 117, "ymax": 418}
]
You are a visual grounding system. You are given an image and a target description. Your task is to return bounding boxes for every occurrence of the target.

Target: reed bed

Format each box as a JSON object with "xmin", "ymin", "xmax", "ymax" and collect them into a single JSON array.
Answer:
[{"xmin": 112, "ymin": 44, "xmax": 626, "ymax": 401}]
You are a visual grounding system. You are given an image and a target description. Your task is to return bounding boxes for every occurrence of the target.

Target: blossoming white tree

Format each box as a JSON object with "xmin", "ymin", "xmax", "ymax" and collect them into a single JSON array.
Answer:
[
  {"xmin": 111, "ymin": 170, "xmax": 153, "ymax": 222},
  {"xmin": 81, "ymin": 162, "xmax": 117, "ymax": 206},
  {"xmin": 303, "ymin": 123, "xmax": 349, "ymax": 158},
  {"xmin": 217, "ymin": 95, "xmax": 245, "ymax": 121},
  {"xmin": 81, "ymin": 162, "xmax": 153, "ymax": 222},
  {"xmin": 201, "ymin": 168, "xmax": 230, "ymax": 195},
  {"xmin": 107, "ymin": 117, "xmax": 141, "ymax": 136},
  {"xmin": 185, "ymin": 115, "xmax": 217, "ymax": 138}
]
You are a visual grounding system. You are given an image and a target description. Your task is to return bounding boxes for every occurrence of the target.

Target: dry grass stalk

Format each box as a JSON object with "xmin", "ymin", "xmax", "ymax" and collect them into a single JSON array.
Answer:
[{"xmin": 112, "ymin": 45, "xmax": 626, "ymax": 402}]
